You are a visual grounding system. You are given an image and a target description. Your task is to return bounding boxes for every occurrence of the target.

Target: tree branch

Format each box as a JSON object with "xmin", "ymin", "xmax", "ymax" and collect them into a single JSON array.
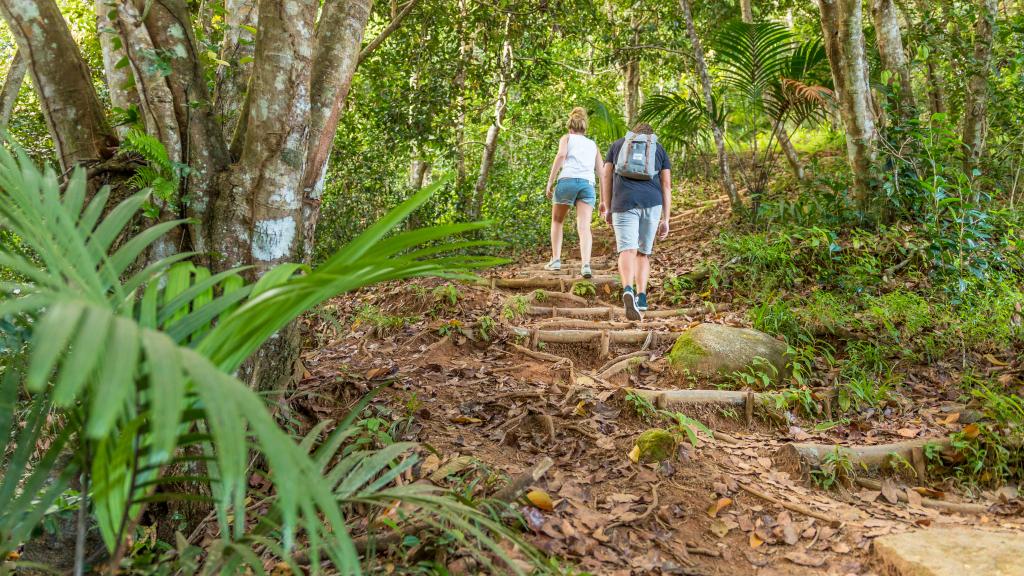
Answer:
[
  {"xmin": 358, "ymin": 0, "xmax": 421, "ymax": 64},
  {"xmin": 0, "ymin": 0, "xmax": 116, "ymax": 171},
  {"xmin": 0, "ymin": 48, "xmax": 26, "ymax": 125}
]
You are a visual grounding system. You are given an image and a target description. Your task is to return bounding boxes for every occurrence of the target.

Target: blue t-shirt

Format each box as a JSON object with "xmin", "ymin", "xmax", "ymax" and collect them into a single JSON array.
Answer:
[{"xmin": 605, "ymin": 137, "xmax": 671, "ymax": 213}]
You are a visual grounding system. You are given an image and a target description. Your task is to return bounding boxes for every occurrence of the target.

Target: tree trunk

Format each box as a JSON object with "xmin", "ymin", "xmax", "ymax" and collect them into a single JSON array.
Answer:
[
  {"xmin": 0, "ymin": 0, "xmax": 116, "ymax": 171},
  {"xmin": 871, "ymin": 0, "xmax": 915, "ymax": 121},
  {"xmin": 0, "ymin": 49, "xmax": 26, "ymax": 125},
  {"xmin": 680, "ymin": 0, "xmax": 741, "ymax": 210},
  {"xmin": 299, "ymin": 0, "xmax": 373, "ymax": 261},
  {"xmin": 471, "ymin": 18, "xmax": 512, "ymax": 220},
  {"xmin": 962, "ymin": 0, "xmax": 998, "ymax": 172},
  {"xmin": 818, "ymin": 0, "xmax": 877, "ymax": 207},
  {"xmin": 741, "ymin": 0, "xmax": 753, "ymax": 22},
  {"xmin": 95, "ymin": 0, "xmax": 139, "ymax": 127},
  {"xmin": 775, "ymin": 124, "xmax": 806, "ymax": 181},
  {"xmin": 623, "ymin": 19, "xmax": 641, "ymax": 126},
  {"xmin": 214, "ymin": 0, "xmax": 258, "ymax": 141},
  {"xmin": 358, "ymin": 0, "xmax": 420, "ymax": 63}
]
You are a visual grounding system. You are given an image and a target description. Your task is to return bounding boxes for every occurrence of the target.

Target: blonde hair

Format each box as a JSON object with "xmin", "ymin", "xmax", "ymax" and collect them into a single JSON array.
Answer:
[{"xmin": 567, "ymin": 107, "xmax": 588, "ymax": 134}]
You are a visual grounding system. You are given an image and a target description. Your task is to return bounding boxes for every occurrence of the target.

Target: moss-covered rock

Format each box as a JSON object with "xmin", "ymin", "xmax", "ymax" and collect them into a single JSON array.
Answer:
[
  {"xmin": 667, "ymin": 323, "xmax": 790, "ymax": 382},
  {"xmin": 635, "ymin": 428, "xmax": 677, "ymax": 463}
]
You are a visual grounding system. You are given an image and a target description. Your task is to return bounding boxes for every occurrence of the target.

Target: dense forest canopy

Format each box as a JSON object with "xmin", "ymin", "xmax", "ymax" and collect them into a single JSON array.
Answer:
[{"xmin": 1, "ymin": 0, "xmax": 1023, "ymax": 574}]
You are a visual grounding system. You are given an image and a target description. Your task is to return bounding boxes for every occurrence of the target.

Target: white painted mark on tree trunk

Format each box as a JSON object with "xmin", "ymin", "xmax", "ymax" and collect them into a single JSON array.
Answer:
[{"xmin": 252, "ymin": 216, "xmax": 295, "ymax": 261}]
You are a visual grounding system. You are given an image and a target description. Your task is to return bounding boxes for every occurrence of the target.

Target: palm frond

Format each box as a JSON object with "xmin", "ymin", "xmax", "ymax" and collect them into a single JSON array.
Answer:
[
  {"xmin": 583, "ymin": 97, "xmax": 626, "ymax": 147},
  {"xmin": 713, "ymin": 21, "xmax": 795, "ymax": 107}
]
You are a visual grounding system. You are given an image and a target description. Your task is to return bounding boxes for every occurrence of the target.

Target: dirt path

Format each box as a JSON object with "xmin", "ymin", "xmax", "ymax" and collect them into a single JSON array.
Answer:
[{"xmin": 297, "ymin": 198, "xmax": 1023, "ymax": 575}]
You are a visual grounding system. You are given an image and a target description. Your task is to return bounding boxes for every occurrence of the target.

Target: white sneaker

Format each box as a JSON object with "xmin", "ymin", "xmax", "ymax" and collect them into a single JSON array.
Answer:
[
  {"xmin": 543, "ymin": 259, "xmax": 561, "ymax": 271},
  {"xmin": 581, "ymin": 263, "xmax": 592, "ymax": 278}
]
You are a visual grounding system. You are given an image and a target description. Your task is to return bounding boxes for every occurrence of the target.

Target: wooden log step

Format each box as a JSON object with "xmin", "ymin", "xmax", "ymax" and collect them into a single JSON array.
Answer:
[
  {"xmin": 506, "ymin": 326, "xmax": 681, "ymax": 347},
  {"xmin": 481, "ymin": 276, "xmax": 620, "ymax": 292},
  {"xmin": 627, "ymin": 388, "xmax": 768, "ymax": 408},
  {"xmin": 526, "ymin": 302, "xmax": 727, "ymax": 320},
  {"xmin": 774, "ymin": 438, "xmax": 952, "ymax": 481}
]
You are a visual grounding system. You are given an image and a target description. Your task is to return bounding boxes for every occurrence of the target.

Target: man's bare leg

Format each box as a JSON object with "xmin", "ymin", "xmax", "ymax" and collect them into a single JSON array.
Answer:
[
  {"xmin": 618, "ymin": 249, "xmax": 637, "ymax": 289},
  {"xmin": 636, "ymin": 253, "xmax": 650, "ymax": 294}
]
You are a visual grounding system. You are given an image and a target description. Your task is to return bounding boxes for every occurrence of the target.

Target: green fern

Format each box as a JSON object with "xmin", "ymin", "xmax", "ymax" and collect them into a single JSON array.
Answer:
[{"xmin": 120, "ymin": 128, "xmax": 182, "ymax": 217}]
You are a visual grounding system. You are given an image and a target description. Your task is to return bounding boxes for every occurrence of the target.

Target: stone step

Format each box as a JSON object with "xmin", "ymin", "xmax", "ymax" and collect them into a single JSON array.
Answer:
[{"xmin": 873, "ymin": 528, "xmax": 1024, "ymax": 576}]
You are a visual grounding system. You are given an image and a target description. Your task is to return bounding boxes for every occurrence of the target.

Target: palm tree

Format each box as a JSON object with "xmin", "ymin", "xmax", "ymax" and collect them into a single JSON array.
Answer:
[
  {"xmin": 0, "ymin": 143, "xmax": 542, "ymax": 574},
  {"xmin": 640, "ymin": 21, "xmax": 832, "ymax": 208}
]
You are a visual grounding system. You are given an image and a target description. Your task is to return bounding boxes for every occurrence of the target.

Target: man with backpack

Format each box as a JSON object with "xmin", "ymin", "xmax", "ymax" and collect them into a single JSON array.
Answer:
[{"xmin": 599, "ymin": 123, "xmax": 672, "ymax": 320}]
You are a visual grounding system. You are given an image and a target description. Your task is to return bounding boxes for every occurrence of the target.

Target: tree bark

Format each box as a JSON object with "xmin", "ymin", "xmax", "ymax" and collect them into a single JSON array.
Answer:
[
  {"xmin": 623, "ymin": 20, "xmax": 641, "ymax": 126},
  {"xmin": 680, "ymin": 0, "xmax": 741, "ymax": 210},
  {"xmin": 453, "ymin": 1, "xmax": 471, "ymax": 188},
  {"xmin": 0, "ymin": 0, "xmax": 116, "ymax": 171},
  {"xmin": 818, "ymin": 0, "xmax": 877, "ymax": 207},
  {"xmin": 775, "ymin": 124, "xmax": 805, "ymax": 181},
  {"xmin": 470, "ymin": 18, "xmax": 513, "ymax": 220},
  {"xmin": 95, "ymin": 0, "xmax": 139, "ymax": 127},
  {"xmin": 871, "ymin": 0, "xmax": 915, "ymax": 121},
  {"xmin": 214, "ymin": 0, "xmax": 258, "ymax": 142},
  {"xmin": 962, "ymin": 0, "xmax": 998, "ymax": 172},
  {"xmin": 299, "ymin": 0, "xmax": 373, "ymax": 261},
  {"xmin": 741, "ymin": 0, "xmax": 753, "ymax": 23},
  {"xmin": 0, "ymin": 49, "xmax": 26, "ymax": 126}
]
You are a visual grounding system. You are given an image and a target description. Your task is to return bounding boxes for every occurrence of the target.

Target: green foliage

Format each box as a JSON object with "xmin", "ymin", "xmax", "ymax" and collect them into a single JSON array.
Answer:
[
  {"xmin": 810, "ymin": 447, "xmax": 854, "ymax": 491},
  {"xmin": 501, "ymin": 295, "xmax": 530, "ymax": 321},
  {"xmin": 729, "ymin": 357, "xmax": 779, "ymax": 391},
  {"xmin": 624, "ymin": 391, "xmax": 658, "ymax": 424},
  {"xmin": 476, "ymin": 315, "xmax": 496, "ymax": 341},
  {"xmin": 0, "ymin": 145, "xmax": 540, "ymax": 572},
  {"xmin": 749, "ymin": 299, "xmax": 803, "ymax": 342},
  {"xmin": 571, "ymin": 280, "xmax": 596, "ymax": 298},
  {"xmin": 718, "ymin": 232, "xmax": 799, "ymax": 291},
  {"xmin": 355, "ymin": 304, "xmax": 418, "ymax": 337},
  {"xmin": 119, "ymin": 128, "xmax": 186, "ymax": 218}
]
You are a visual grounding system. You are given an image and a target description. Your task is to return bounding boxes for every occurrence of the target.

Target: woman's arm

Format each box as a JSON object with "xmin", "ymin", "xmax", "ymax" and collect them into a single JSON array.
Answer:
[
  {"xmin": 545, "ymin": 135, "xmax": 569, "ymax": 198},
  {"xmin": 600, "ymin": 162, "xmax": 614, "ymax": 223},
  {"xmin": 594, "ymin": 148, "xmax": 604, "ymax": 182}
]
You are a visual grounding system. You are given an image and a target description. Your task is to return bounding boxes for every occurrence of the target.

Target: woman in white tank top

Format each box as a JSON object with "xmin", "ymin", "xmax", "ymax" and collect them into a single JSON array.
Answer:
[{"xmin": 543, "ymin": 107, "xmax": 604, "ymax": 277}]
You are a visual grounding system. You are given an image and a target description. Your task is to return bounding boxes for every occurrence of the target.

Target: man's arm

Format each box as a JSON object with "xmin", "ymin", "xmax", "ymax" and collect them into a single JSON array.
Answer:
[
  {"xmin": 600, "ymin": 162, "xmax": 614, "ymax": 223},
  {"xmin": 659, "ymin": 169, "xmax": 672, "ymax": 239}
]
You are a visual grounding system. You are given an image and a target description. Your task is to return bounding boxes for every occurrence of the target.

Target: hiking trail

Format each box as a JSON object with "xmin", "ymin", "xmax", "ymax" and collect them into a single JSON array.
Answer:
[{"xmin": 296, "ymin": 194, "xmax": 1024, "ymax": 575}]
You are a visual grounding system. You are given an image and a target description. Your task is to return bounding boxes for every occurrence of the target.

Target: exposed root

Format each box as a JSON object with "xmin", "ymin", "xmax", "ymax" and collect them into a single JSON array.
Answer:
[
  {"xmin": 738, "ymin": 483, "xmax": 842, "ymax": 528},
  {"xmin": 607, "ymin": 483, "xmax": 660, "ymax": 530},
  {"xmin": 526, "ymin": 302, "xmax": 728, "ymax": 320},
  {"xmin": 598, "ymin": 354, "xmax": 652, "ymax": 379},
  {"xmin": 507, "ymin": 326, "xmax": 681, "ymax": 346},
  {"xmin": 854, "ymin": 478, "xmax": 992, "ymax": 515}
]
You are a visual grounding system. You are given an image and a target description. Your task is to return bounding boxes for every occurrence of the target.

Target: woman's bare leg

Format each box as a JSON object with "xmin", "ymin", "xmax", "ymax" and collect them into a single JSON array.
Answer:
[
  {"xmin": 575, "ymin": 200, "xmax": 593, "ymax": 265},
  {"xmin": 550, "ymin": 204, "xmax": 571, "ymax": 261}
]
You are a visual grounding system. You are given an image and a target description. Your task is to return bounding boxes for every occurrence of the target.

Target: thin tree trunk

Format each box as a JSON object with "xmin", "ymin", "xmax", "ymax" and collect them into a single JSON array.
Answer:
[
  {"xmin": 453, "ymin": 0, "xmax": 471, "ymax": 188},
  {"xmin": 623, "ymin": 19, "xmax": 641, "ymax": 126},
  {"xmin": 962, "ymin": 0, "xmax": 998, "ymax": 172},
  {"xmin": 471, "ymin": 18, "xmax": 513, "ymax": 220},
  {"xmin": 299, "ymin": 0, "xmax": 374, "ymax": 261},
  {"xmin": 741, "ymin": 0, "xmax": 753, "ymax": 22},
  {"xmin": 871, "ymin": 0, "xmax": 915, "ymax": 120},
  {"xmin": 680, "ymin": 0, "xmax": 741, "ymax": 210},
  {"xmin": 96, "ymin": 0, "xmax": 139, "ymax": 127},
  {"xmin": 214, "ymin": 0, "xmax": 258, "ymax": 143},
  {"xmin": 818, "ymin": 0, "xmax": 877, "ymax": 207},
  {"xmin": 359, "ymin": 0, "xmax": 420, "ymax": 63},
  {"xmin": 0, "ymin": 49, "xmax": 26, "ymax": 125},
  {"xmin": 912, "ymin": 0, "xmax": 945, "ymax": 116},
  {"xmin": 0, "ymin": 0, "xmax": 116, "ymax": 171},
  {"xmin": 775, "ymin": 124, "xmax": 806, "ymax": 181}
]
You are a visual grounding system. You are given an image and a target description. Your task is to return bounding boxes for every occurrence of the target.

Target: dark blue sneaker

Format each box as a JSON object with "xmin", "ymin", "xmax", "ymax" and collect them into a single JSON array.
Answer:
[
  {"xmin": 622, "ymin": 287, "xmax": 641, "ymax": 321},
  {"xmin": 637, "ymin": 292, "xmax": 648, "ymax": 312}
]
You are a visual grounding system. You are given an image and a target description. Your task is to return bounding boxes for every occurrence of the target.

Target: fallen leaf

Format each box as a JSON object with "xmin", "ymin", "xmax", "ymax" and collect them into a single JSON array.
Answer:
[
  {"xmin": 912, "ymin": 486, "xmax": 945, "ymax": 499},
  {"xmin": 859, "ymin": 490, "xmax": 881, "ymax": 503},
  {"xmin": 749, "ymin": 532, "xmax": 764, "ymax": 548},
  {"xmin": 781, "ymin": 523, "xmax": 800, "ymax": 545},
  {"xmin": 450, "ymin": 415, "xmax": 482, "ymax": 425},
  {"xmin": 906, "ymin": 489, "xmax": 923, "ymax": 507},
  {"xmin": 831, "ymin": 541, "xmax": 850, "ymax": 554},
  {"xmin": 963, "ymin": 423, "xmax": 981, "ymax": 439},
  {"xmin": 942, "ymin": 412, "xmax": 961, "ymax": 425},
  {"xmin": 707, "ymin": 497, "xmax": 733, "ymax": 518},
  {"xmin": 984, "ymin": 353, "xmax": 1008, "ymax": 366},
  {"xmin": 420, "ymin": 454, "xmax": 441, "ymax": 479},
  {"xmin": 881, "ymin": 478, "xmax": 900, "ymax": 505},
  {"xmin": 709, "ymin": 519, "xmax": 732, "ymax": 538},
  {"xmin": 784, "ymin": 551, "xmax": 825, "ymax": 567},
  {"xmin": 896, "ymin": 427, "xmax": 920, "ymax": 438},
  {"xmin": 526, "ymin": 490, "xmax": 554, "ymax": 512},
  {"xmin": 429, "ymin": 455, "xmax": 474, "ymax": 482},
  {"xmin": 628, "ymin": 445, "xmax": 640, "ymax": 463}
]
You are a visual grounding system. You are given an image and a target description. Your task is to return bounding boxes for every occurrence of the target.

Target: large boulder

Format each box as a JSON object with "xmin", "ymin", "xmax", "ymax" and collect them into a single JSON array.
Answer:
[
  {"xmin": 666, "ymin": 323, "xmax": 789, "ymax": 381},
  {"xmin": 873, "ymin": 528, "xmax": 1024, "ymax": 576}
]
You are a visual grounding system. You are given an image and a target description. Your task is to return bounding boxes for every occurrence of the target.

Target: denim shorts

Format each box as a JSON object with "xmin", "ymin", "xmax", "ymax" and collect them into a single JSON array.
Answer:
[
  {"xmin": 554, "ymin": 178, "xmax": 597, "ymax": 208},
  {"xmin": 612, "ymin": 205, "xmax": 663, "ymax": 254}
]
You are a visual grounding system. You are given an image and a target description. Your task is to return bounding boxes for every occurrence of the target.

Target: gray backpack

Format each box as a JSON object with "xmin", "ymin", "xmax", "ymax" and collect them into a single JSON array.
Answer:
[{"xmin": 614, "ymin": 131, "xmax": 659, "ymax": 180}]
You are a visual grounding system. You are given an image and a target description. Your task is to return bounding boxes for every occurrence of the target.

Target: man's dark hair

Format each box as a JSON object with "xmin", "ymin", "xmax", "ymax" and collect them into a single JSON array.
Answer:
[{"xmin": 631, "ymin": 122, "xmax": 654, "ymax": 135}]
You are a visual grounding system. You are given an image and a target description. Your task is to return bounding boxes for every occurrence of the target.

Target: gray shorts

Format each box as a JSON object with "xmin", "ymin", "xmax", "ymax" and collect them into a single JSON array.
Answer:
[{"xmin": 612, "ymin": 205, "xmax": 662, "ymax": 254}]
